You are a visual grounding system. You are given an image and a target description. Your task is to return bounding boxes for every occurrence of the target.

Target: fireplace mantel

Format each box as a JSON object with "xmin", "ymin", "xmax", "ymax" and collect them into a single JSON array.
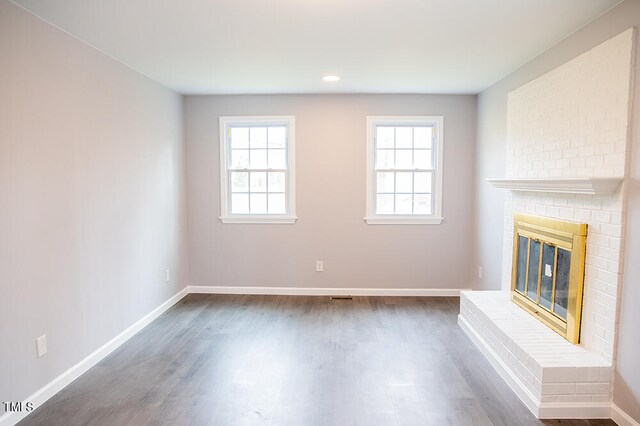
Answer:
[{"xmin": 486, "ymin": 177, "xmax": 622, "ymax": 195}]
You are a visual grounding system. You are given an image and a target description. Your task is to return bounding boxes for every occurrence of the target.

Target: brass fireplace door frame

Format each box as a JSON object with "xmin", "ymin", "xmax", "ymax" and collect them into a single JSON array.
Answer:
[{"xmin": 511, "ymin": 213, "xmax": 587, "ymax": 344}]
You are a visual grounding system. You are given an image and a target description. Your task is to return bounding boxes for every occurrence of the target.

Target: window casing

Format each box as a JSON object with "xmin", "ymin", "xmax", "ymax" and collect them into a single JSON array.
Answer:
[
  {"xmin": 365, "ymin": 116, "xmax": 444, "ymax": 225},
  {"xmin": 219, "ymin": 116, "xmax": 296, "ymax": 224}
]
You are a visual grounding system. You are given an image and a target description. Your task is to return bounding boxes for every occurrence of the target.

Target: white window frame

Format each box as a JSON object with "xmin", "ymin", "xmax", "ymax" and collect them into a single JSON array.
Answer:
[
  {"xmin": 219, "ymin": 116, "xmax": 296, "ymax": 224},
  {"xmin": 365, "ymin": 116, "xmax": 444, "ymax": 225}
]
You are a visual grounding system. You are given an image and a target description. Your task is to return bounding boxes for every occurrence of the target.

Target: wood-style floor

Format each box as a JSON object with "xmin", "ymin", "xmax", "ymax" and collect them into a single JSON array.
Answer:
[{"xmin": 20, "ymin": 295, "xmax": 615, "ymax": 426}]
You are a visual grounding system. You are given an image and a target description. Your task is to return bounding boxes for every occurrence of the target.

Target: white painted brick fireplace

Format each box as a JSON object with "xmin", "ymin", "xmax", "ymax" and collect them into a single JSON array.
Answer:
[{"xmin": 459, "ymin": 28, "xmax": 636, "ymax": 419}]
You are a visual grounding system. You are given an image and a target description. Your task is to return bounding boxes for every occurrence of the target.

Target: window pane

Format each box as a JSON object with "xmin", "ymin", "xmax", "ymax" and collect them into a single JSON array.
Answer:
[
  {"xmin": 414, "ymin": 172, "xmax": 431, "ymax": 193},
  {"xmin": 395, "ymin": 172, "xmax": 412, "ymax": 193},
  {"xmin": 250, "ymin": 172, "xmax": 267, "ymax": 192},
  {"xmin": 414, "ymin": 149, "xmax": 432, "ymax": 169},
  {"xmin": 231, "ymin": 172, "xmax": 249, "ymax": 193},
  {"xmin": 268, "ymin": 127, "xmax": 286, "ymax": 148},
  {"xmin": 250, "ymin": 127, "xmax": 267, "ymax": 148},
  {"xmin": 231, "ymin": 127, "xmax": 249, "ymax": 148},
  {"xmin": 231, "ymin": 194, "xmax": 249, "ymax": 214},
  {"xmin": 268, "ymin": 149, "xmax": 286, "ymax": 169},
  {"xmin": 376, "ymin": 172, "xmax": 394, "ymax": 193},
  {"xmin": 376, "ymin": 127, "xmax": 394, "ymax": 148},
  {"xmin": 223, "ymin": 118, "xmax": 293, "ymax": 219},
  {"xmin": 251, "ymin": 149, "xmax": 268, "ymax": 169},
  {"xmin": 268, "ymin": 172, "xmax": 285, "ymax": 193},
  {"xmin": 268, "ymin": 194, "xmax": 286, "ymax": 214},
  {"xmin": 395, "ymin": 194, "xmax": 412, "ymax": 214},
  {"xmin": 396, "ymin": 150, "xmax": 413, "ymax": 169},
  {"xmin": 396, "ymin": 127, "xmax": 412, "ymax": 148},
  {"xmin": 376, "ymin": 149, "xmax": 394, "ymax": 169},
  {"xmin": 231, "ymin": 149, "xmax": 249, "ymax": 169},
  {"xmin": 414, "ymin": 127, "xmax": 432, "ymax": 149},
  {"xmin": 367, "ymin": 119, "xmax": 440, "ymax": 219},
  {"xmin": 250, "ymin": 194, "xmax": 267, "ymax": 214},
  {"xmin": 414, "ymin": 194, "xmax": 432, "ymax": 214},
  {"xmin": 376, "ymin": 194, "xmax": 394, "ymax": 214}
]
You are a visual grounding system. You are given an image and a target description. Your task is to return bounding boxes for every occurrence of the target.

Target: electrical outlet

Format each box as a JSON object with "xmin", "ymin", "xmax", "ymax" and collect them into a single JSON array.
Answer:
[
  {"xmin": 165, "ymin": 269, "xmax": 170, "ymax": 283},
  {"xmin": 36, "ymin": 335, "xmax": 47, "ymax": 358},
  {"xmin": 478, "ymin": 266, "xmax": 483, "ymax": 279},
  {"xmin": 316, "ymin": 261, "xmax": 324, "ymax": 272}
]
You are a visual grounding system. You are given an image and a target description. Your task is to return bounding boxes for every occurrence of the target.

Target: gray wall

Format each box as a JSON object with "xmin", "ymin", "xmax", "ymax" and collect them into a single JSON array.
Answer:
[
  {"xmin": 186, "ymin": 94, "xmax": 477, "ymax": 290},
  {"xmin": 0, "ymin": 1, "xmax": 188, "ymax": 405},
  {"xmin": 474, "ymin": 0, "xmax": 640, "ymax": 420}
]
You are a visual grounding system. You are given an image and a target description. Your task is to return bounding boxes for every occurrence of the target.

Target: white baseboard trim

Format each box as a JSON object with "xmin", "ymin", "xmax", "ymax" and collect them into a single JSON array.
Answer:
[
  {"xmin": 0, "ymin": 287, "xmax": 189, "ymax": 426},
  {"xmin": 539, "ymin": 402, "xmax": 612, "ymax": 419},
  {"xmin": 188, "ymin": 285, "xmax": 467, "ymax": 297},
  {"xmin": 459, "ymin": 314, "xmax": 613, "ymax": 420},
  {"xmin": 612, "ymin": 403, "xmax": 640, "ymax": 426}
]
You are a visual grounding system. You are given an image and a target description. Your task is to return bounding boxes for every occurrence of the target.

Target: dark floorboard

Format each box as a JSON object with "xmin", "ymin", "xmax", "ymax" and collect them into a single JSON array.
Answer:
[{"xmin": 19, "ymin": 295, "xmax": 616, "ymax": 426}]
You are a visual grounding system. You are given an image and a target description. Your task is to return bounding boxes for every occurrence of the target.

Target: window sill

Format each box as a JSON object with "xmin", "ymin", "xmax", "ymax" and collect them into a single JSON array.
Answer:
[
  {"xmin": 364, "ymin": 216, "xmax": 444, "ymax": 225},
  {"xmin": 219, "ymin": 215, "xmax": 297, "ymax": 224}
]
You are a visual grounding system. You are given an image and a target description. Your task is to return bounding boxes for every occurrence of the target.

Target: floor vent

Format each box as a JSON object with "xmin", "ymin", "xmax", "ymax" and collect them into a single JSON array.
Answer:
[{"xmin": 330, "ymin": 296, "xmax": 354, "ymax": 300}]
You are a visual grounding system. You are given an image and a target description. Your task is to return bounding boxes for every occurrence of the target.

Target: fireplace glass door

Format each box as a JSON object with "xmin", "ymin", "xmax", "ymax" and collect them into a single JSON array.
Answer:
[
  {"xmin": 511, "ymin": 214, "xmax": 587, "ymax": 343},
  {"xmin": 514, "ymin": 236, "xmax": 571, "ymax": 320}
]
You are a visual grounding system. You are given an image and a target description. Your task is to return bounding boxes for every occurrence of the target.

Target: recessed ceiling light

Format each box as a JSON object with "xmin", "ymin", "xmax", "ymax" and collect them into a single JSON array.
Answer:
[{"xmin": 322, "ymin": 75, "xmax": 340, "ymax": 82}]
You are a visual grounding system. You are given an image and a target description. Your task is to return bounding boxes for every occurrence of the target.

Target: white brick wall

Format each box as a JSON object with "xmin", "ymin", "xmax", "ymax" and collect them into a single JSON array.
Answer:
[
  {"xmin": 505, "ymin": 28, "xmax": 632, "ymax": 180},
  {"xmin": 502, "ymin": 28, "xmax": 634, "ymax": 362}
]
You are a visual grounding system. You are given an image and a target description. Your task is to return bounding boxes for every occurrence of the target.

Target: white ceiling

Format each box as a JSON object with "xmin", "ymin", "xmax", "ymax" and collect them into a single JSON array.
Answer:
[{"xmin": 12, "ymin": 0, "xmax": 621, "ymax": 95}]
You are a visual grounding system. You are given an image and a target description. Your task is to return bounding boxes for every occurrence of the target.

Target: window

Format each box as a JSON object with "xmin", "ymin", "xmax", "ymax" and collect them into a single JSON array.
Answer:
[
  {"xmin": 219, "ymin": 116, "xmax": 296, "ymax": 224},
  {"xmin": 365, "ymin": 116, "xmax": 444, "ymax": 224}
]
